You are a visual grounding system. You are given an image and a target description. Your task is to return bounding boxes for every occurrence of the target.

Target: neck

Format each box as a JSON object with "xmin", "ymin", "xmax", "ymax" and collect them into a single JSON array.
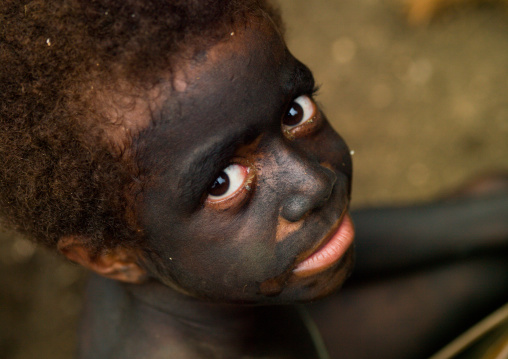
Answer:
[
  {"xmin": 79, "ymin": 274, "xmax": 323, "ymax": 359},
  {"xmin": 124, "ymin": 277, "xmax": 273, "ymax": 333}
]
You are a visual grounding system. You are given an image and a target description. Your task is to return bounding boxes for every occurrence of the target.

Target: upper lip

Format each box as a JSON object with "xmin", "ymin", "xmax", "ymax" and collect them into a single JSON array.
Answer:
[{"xmin": 293, "ymin": 205, "xmax": 349, "ymax": 269}]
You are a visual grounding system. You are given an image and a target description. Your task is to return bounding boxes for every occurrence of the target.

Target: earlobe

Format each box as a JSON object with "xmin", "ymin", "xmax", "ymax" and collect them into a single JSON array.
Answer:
[{"xmin": 57, "ymin": 237, "xmax": 148, "ymax": 284}]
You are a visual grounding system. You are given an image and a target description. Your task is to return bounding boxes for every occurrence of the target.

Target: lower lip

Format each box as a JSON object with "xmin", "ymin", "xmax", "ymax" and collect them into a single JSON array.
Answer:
[{"xmin": 293, "ymin": 213, "xmax": 355, "ymax": 277}]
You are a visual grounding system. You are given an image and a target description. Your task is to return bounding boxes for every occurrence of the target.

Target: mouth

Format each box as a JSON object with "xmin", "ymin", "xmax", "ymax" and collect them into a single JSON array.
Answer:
[{"xmin": 292, "ymin": 211, "xmax": 355, "ymax": 278}]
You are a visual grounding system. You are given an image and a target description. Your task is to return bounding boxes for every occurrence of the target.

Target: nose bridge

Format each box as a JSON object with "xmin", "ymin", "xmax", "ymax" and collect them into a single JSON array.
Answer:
[{"xmin": 271, "ymin": 142, "xmax": 337, "ymax": 222}]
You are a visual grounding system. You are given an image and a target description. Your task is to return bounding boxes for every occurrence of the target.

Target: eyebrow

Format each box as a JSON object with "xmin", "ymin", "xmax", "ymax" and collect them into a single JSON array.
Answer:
[
  {"xmin": 177, "ymin": 127, "xmax": 258, "ymax": 209},
  {"xmin": 282, "ymin": 61, "xmax": 317, "ymax": 97}
]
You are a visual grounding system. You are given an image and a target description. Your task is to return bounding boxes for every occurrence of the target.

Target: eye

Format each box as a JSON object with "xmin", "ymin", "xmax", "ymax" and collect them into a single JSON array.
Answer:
[
  {"xmin": 282, "ymin": 95, "xmax": 316, "ymax": 128},
  {"xmin": 207, "ymin": 163, "xmax": 250, "ymax": 202},
  {"xmin": 281, "ymin": 95, "xmax": 322, "ymax": 139}
]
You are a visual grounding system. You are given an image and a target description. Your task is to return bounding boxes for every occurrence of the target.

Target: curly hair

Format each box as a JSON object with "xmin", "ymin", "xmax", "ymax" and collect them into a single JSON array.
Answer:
[{"xmin": 0, "ymin": 0, "xmax": 282, "ymax": 253}]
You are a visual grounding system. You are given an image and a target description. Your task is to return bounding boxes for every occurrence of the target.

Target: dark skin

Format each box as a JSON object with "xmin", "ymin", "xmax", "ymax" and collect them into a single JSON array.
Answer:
[
  {"xmin": 60, "ymin": 17, "xmax": 354, "ymax": 358},
  {"xmin": 134, "ymin": 19, "xmax": 354, "ymax": 303},
  {"xmin": 57, "ymin": 14, "xmax": 508, "ymax": 359}
]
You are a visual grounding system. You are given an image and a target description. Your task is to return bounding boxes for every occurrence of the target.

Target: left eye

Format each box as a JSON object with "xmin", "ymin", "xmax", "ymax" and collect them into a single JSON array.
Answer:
[
  {"xmin": 282, "ymin": 95, "xmax": 316, "ymax": 128},
  {"xmin": 207, "ymin": 164, "xmax": 249, "ymax": 201}
]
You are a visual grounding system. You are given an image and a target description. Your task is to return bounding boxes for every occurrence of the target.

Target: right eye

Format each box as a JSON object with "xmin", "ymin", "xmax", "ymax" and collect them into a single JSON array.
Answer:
[{"xmin": 207, "ymin": 164, "xmax": 250, "ymax": 202}]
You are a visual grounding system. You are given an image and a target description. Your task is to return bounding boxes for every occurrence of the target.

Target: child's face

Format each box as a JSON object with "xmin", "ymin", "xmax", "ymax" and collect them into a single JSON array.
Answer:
[{"xmin": 134, "ymin": 17, "xmax": 354, "ymax": 303}]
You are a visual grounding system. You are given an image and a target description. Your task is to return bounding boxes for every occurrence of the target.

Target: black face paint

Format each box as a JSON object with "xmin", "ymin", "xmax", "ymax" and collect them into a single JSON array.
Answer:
[{"xmin": 134, "ymin": 20, "xmax": 354, "ymax": 304}]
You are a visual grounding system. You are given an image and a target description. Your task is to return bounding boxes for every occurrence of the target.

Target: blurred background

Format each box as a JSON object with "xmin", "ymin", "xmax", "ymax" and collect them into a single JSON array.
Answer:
[{"xmin": 1, "ymin": 0, "xmax": 507, "ymax": 357}]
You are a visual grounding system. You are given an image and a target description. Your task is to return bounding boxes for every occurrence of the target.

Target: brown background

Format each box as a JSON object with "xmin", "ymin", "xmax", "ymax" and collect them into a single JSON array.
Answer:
[{"xmin": 1, "ymin": 0, "xmax": 507, "ymax": 357}]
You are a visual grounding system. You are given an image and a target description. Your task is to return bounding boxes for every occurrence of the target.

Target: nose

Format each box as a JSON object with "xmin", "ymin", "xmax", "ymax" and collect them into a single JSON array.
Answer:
[{"xmin": 279, "ymin": 161, "xmax": 337, "ymax": 222}]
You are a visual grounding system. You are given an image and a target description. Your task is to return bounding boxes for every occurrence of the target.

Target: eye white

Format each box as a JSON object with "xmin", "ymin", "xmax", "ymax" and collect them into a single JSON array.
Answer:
[
  {"xmin": 283, "ymin": 95, "xmax": 316, "ymax": 128},
  {"xmin": 208, "ymin": 164, "xmax": 248, "ymax": 201}
]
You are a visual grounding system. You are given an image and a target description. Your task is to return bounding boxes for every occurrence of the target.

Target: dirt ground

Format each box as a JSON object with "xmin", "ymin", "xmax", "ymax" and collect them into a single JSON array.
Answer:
[{"xmin": 1, "ymin": 1, "xmax": 507, "ymax": 358}]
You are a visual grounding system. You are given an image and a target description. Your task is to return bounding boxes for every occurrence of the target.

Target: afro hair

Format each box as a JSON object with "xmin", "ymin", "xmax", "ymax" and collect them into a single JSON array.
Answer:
[{"xmin": 0, "ymin": 0, "xmax": 282, "ymax": 253}]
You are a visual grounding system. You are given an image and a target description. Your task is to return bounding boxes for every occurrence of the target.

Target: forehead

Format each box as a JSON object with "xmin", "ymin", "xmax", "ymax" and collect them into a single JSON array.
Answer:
[{"xmin": 164, "ymin": 19, "xmax": 293, "ymax": 137}]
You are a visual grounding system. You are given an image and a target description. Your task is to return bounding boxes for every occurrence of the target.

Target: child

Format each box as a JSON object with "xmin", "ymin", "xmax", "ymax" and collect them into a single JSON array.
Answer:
[{"xmin": 1, "ymin": 1, "xmax": 507, "ymax": 358}]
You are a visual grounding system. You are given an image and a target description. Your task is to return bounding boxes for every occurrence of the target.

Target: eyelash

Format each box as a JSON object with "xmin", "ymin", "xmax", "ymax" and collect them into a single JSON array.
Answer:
[{"xmin": 311, "ymin": 85, "xmax": 321, "ymax": 97}]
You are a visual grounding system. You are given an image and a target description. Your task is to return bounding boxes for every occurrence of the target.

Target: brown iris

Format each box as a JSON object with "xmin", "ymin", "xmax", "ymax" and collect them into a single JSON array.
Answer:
[
  {"xmin": 209, "ymin": 172, "xmax": 230, "ymax": 196},
  {"xmin": 283, "ymin": 101, "xmax": 303, "ymax": 126}
]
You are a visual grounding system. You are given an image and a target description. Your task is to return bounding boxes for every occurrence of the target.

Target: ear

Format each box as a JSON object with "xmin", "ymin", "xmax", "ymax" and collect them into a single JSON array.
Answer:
[{"xmin": 57, "ymin": 237, "xmax": 148, "ymax": 284}]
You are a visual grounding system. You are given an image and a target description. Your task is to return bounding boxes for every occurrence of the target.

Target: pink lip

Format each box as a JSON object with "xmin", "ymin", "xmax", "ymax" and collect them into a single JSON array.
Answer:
[{"xmin": 293, "ymin": 213, "xmax": 355, "ymax": 277}]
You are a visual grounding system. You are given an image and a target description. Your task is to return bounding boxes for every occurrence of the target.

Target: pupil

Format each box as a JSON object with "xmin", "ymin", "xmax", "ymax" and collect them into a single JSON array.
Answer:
[
  {"xmin": 283, "ymin": 102, "xmax": 303, "ymax": 126},
  {"xmin": 209, "ymin": 172, "xmax": 230, "ymax": 196}
]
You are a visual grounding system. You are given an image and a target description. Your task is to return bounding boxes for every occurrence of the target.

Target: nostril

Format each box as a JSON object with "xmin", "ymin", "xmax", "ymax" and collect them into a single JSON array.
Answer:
[
  {"xmin": 314, "ymin": 166, "xmax": 336, "ymax": 208},
  {"xmin": 280, "ymin": 195, "xmax": 312, "ymax": 222},
  {"xmin": 321, "ymin": 165, "xmax": 337, "ymax": 190}
]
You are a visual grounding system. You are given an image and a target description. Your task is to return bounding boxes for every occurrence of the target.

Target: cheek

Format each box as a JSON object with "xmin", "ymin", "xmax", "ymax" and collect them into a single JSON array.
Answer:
[
  {"xmin": 148, "ymin": 211, "xmax": 297, "ymax": 295},
  {"xmin": 140, "ymin": 180, "xmax": 302, "ymax": 300}
]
